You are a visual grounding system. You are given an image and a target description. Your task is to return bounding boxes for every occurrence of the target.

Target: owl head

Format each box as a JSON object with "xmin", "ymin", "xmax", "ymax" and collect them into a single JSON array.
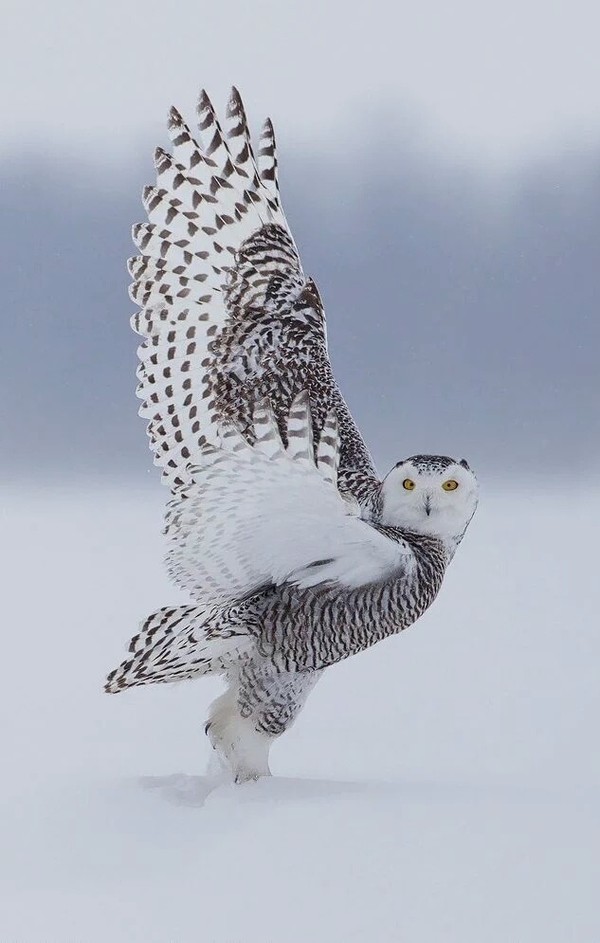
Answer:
[{"xmin": 381, "ymin": 455, "xmax": 479, "ymax": 545}]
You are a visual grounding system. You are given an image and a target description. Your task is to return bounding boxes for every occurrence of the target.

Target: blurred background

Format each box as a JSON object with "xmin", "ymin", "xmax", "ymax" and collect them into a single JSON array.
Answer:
[
  {"xmin": 2, "ymin": 7, "xmax": 600, "ymax": 938},
  {"xmin": 2, "ymin": 0, "xmax": 599, "ymax": 483}
]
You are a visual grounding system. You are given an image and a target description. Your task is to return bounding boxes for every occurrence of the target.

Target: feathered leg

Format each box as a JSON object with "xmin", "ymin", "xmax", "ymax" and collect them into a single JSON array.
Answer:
[
  {"xmin": 206, "ymin": 657, "xmax": 322, "ymax": 783},
  {"xmin": 206, "ymin": 680, "xmax": 274, "ymax": 783},
  {"xmin": 106, "ymin": 608, "xmax": 321, "ymax": 784}
]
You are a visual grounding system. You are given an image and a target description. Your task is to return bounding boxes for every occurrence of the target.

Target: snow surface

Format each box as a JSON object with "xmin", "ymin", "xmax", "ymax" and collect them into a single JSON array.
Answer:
[{"xmin": 1, "ymin": 484, "xmax": 598, "ymax": 942}]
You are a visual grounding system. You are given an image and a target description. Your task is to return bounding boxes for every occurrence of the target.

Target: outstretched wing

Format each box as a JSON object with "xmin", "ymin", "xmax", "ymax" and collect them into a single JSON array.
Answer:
[
  {"xmin": 131, "ymin": 88, "xmax": 377, "ymax": 501},
  {"xmin": 164, "ymin": 393, "xmax": 412, "ymax": 604}
]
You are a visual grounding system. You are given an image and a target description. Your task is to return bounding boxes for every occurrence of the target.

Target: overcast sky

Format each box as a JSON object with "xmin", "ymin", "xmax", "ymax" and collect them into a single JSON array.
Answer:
[
  {"xmin": 3, "ymin": 0, "xmax": 599, "ymax": 484},
  {"xmin": 3, "ymin": 0, "xmax": 600, "ymax": 165}
]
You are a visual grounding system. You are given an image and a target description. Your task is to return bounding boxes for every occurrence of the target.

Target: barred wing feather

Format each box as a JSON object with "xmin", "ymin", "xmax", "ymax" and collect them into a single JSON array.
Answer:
[{"xmin": 131, "ymin": 87, "xmax": 377, "ymax": 497}]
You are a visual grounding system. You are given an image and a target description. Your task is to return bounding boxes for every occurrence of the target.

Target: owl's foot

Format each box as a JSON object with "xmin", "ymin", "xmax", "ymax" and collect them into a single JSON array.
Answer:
[
  {"xmin": 233, "ymin": 765, "xmax": 272, "ymax": 785},
  {"xmin": 205, "ymin": 697, "xmax": 273, "ymax": 785}
]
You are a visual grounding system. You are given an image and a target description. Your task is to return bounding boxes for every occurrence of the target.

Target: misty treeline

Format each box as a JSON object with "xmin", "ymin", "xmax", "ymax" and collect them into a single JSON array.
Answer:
[{"xmin": 3, "ymin": 134, "xmax": 599, "ymax": 483}]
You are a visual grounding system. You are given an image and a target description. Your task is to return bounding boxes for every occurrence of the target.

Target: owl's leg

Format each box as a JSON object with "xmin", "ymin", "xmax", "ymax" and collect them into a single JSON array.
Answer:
[
  {"xmin": 206, "ymin": 657, "xmax": 322, "ymax": 784},
  {"xmin": 205, "ymin": 681, "xmax": 274, "ymax": 784}
]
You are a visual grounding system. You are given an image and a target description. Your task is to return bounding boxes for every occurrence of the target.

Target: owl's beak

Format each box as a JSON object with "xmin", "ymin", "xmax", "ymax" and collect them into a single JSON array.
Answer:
[{"xmin": 423, "ymin": 496, "xmax": 432, "ymax": 517}]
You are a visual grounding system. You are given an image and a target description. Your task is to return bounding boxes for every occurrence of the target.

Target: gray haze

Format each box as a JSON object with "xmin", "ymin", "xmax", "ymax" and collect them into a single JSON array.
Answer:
[
  {"xmin": 2, "ymin": 130, "xmax": 599, "ymax": 483},
  {"xmin": 4, "ymin": 0, "xmax": 600, "ymax": 164}
]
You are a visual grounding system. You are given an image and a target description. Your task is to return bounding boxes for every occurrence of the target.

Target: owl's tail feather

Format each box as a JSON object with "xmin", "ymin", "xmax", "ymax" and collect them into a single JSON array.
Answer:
[{"xmin": 105, "ymin": 603, "xmax": 252, "ymax": 693}]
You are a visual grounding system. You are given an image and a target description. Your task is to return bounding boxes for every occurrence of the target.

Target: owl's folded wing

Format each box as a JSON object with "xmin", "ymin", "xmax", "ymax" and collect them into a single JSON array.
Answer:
[{"xmin": 164, "ymin": 393, "xmax": 413, "ymax": 603}]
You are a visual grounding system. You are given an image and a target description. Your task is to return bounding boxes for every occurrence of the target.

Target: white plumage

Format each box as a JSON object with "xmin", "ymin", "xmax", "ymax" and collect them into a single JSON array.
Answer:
[
  {"xmin": 164, "ymin": 393, "xmax": 413, "ymax": 603},
  {"xmin": 107, "ymin": 88, "xmax": 479, "ymax": 783}
]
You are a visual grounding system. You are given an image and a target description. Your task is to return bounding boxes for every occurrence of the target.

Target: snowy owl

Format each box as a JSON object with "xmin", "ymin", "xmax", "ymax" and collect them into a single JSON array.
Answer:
[{"xmin": 106, "ymin": 89, "xmax": 479, "ymax": 783}]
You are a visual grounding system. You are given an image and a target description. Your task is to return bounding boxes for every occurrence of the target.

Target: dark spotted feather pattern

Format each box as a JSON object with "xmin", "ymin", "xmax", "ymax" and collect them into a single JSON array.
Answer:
[
  {"xmin": 131, "ymin": 87, "xmax": 379, "ymax": 510},
  {"xmin": 106, "ymin": 89, "xmax": 478, "ymax": 786}
]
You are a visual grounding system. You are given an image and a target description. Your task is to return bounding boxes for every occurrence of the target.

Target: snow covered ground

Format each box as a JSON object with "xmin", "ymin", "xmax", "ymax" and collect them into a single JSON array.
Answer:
[{"xmin": 1, "ymin": 483, "xmax": 598, "ymax": 942}]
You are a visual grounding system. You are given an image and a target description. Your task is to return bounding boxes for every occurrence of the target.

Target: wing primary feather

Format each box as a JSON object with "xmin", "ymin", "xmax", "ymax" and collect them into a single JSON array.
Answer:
[
  {"xmin": 252, "ymin": 398, "xmax": 284, "ymax": 457},
  {"xmin": 219, "ymin": 421, "xmax": 249, "ymax": 453},
  {"xmin": 225, "ymin": 86, "xmax": 261, "ymax": 186},
  {"xmin": 166, "ymin": 106, "xmax": 212, "ymax": 171},
  {"xmin": 196, "ymin": 89, "xmax": 236, "ymax": 178},
  {"xmin": 258, "ymin": 117, "xmax": 279, "ymax": 199},
  {"xmin": 316, "ymin": 411, "xmax": 340, "ymax": 486},
  {"xmin": 286, "ymin": 390, "xmax": 314, "ymax": 464}
]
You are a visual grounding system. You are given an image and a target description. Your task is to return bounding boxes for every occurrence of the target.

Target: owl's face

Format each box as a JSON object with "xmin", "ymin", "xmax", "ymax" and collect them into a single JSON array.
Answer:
[{"xmin": 381, "ymin": 455, "xmax": 479, "ymax": 543}]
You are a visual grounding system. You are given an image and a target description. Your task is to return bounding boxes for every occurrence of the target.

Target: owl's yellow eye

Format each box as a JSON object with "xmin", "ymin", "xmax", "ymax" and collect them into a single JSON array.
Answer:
[
  {"xmin": 403, "ymin": 478, "xmax": 416, "ymax": 491},
  {"xmin": 442, "ymin": 479, "xmax": 459, "ymax": 491}
]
